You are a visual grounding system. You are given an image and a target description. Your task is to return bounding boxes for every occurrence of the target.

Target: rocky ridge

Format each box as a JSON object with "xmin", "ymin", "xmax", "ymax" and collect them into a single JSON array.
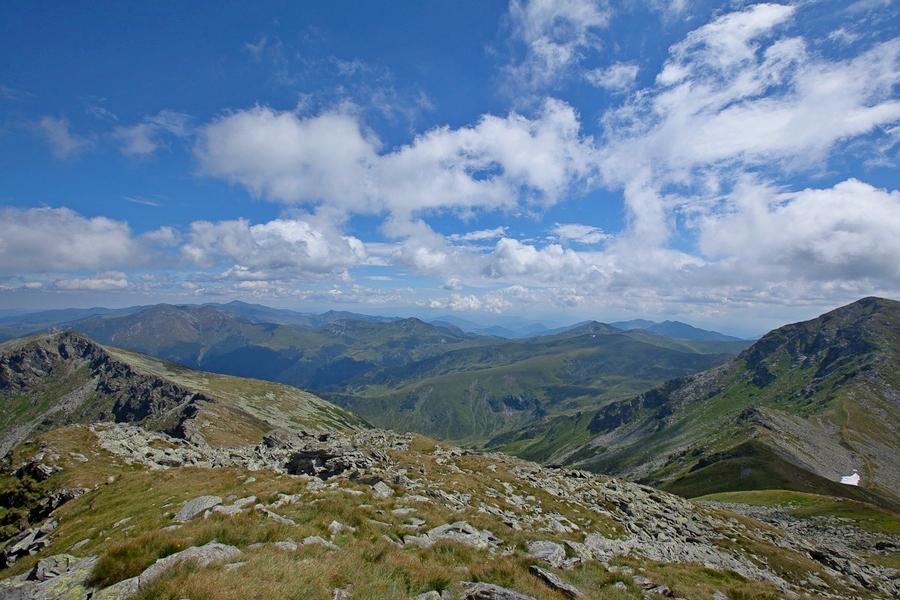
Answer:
[{"xmin": 4, "ymin": 423, "xmax": 896, "ymax": 599}]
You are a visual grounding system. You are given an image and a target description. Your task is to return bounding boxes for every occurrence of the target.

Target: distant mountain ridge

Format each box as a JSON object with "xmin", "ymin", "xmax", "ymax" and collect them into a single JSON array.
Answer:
[
  {"xmin": 0, "ymin": 303, "xmax": 754, "ymax": 456},
  {"xmin": 610, "ymin": 319, "xmax": 746, "ymax": 341}
]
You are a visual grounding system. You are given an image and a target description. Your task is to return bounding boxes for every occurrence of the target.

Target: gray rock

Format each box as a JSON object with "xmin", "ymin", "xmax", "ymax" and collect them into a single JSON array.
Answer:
[
  {"xmin": 411, "ymin": 521, "xmax": 502, "ymax": 550},
  {"xmin": 274, "ymin": 540, "xmax": 299, "ymax": 551},
  {"xmin": 253, "ymin": 504, "xmax": 296, "ymax": 525},
  {"xmin": 527, "ymin": 540, "xmax": 566, "ymax": 568},
  {"xmin": 138, "ymin": 541, "xmax": 241, "ymax": 586},
  {"xmin": 372, "ymin": 481, "xmax": 394, "ymax": 499},
  {"xmin": 412, "ymin": 592, "xmax": 442, "ymax": 600},
  {"xmin": 0, "ymin": 554, "xmax": 98, "ymax": 600},
  {"xmin": 712, "ymin": 592, "xmax": 730, "ymax": 600},
  {"xmin": 461, "ymin": 582, "xmax": 538, "ymax": 600},
  {"xmin": 28, "ymin": 554, "xmax": 77, "ymax": 582},
  {"xmin": 303, "ymin": 535, "xmax": 340, "ymax": 551},
  {"xmin": 173, "ymin": 495, "xmax": 222, "ymax": 522},
  {"xmin": 528, "ymin": 565, "xmax": 583, "ymax": 599}
]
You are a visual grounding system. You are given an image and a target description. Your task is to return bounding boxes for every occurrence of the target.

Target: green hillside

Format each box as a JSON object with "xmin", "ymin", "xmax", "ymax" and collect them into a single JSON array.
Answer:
[
  {"xmin": 60, "ymin": 306, "xmax": 747, "ymax": 450},
  {"xmin": 561, "ymin": 297, "xmax": 900, "ymax": 508},
  {"xmin": 0, "ymin": 331, "xmax": 366, "ymax": 456},
  {"xmin": 323, "ymin": 327, "xmax": 737, "ymax": 446}
]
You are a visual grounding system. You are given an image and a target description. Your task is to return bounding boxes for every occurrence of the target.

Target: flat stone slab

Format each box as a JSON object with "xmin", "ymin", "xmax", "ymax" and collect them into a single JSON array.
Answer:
[
  {"xmin": 529, "ymin": 565, "xmax": 582, "ymax": 599},
  {"xmin": 173, "ymin": 495, "xmax": 222, "ymax": 522}
]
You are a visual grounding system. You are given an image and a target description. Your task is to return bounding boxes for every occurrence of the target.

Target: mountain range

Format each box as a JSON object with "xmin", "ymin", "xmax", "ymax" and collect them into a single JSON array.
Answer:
[
  {"xmin": 1, "ymin": 297, "xmax": 899, "ymax": 599},
  {"xmin": 0, "ymin": 304, "xmax": 747, "ymax": 447}
]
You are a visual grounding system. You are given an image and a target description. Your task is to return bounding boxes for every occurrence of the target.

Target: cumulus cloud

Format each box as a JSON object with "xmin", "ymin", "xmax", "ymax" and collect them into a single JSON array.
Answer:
[
  {"xmin": 181, "ymin": 217, "xmax": 368, "ymax": 281},
  {"xmin": 602, "ymin": 5, "xmax": 900, "ymax": 188},
  {"xmin": 506, "ymin": 0, "xmax": 612, "ymax": 89},
  {"xmin": 591, "ymin": 3, "xmax": 900, "ymax": 295},
  {"xmin": 37, "ymin": 116, "xmax": 93, "ymax": 158},
  {"xmin": 698, "ymin": 178, "xmax": 900, "ymax": 281},
  {"xmin": 485, "ymin": 238, "xmax": 596, "ymax": 282},
  {"xmin": 0, "ymin": 207, "xmax": 150, "ymax": 273},
  {"xmin": 195, "ymin": 99, "xmax": 597, "ymax": 222}
]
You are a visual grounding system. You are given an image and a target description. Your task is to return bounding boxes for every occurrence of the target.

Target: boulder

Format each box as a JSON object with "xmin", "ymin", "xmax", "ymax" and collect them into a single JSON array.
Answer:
[{"xmin": 173, "ymin": 495, "xmax": 222, "ymax": 522}]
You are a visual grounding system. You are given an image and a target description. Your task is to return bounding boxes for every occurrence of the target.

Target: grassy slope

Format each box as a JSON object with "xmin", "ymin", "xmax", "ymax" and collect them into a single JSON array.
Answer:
[
  {"xmin": 3, "ymin": 425, "xmax": 889, "ymax": 600},
  {"xmin": 566, "ymin": 297, "xmax": 900, "ymax": 508},
  {"xmin": 324, "ymin": 331, "xmax": 736, "ymax": 447},
  {"xmin": 0, "ymin": 332, "xmax": 367, "ymax": 453}
]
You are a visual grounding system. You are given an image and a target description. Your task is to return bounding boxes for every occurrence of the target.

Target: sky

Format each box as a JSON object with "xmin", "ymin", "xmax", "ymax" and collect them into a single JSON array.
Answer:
[{"xmin": 1, "ymin": 0, "xmax": 899, "ymax": 337}]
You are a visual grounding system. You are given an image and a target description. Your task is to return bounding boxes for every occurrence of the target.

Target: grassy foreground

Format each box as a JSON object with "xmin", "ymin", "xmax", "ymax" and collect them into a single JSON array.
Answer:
[{"xmin": 2, "ymin": 425, "xmax": 896, "ymax": 599}]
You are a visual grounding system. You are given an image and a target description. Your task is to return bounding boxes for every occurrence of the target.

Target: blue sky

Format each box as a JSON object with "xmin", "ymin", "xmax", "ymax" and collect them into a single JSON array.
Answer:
[{"xmin": 2, "ymin": 0, "xmax": 899, "ymax": 336}]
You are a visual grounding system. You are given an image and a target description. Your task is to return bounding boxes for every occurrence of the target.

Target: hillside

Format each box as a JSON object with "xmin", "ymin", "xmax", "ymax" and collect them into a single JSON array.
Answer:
[
  {"xmin": 1, "ymin": 325, "xmax": 898, "ymax": 599},
  {"xmin": 68, "ymin": 304, "xmax": 493, "ymax": 384},
  {"xmin": 21, "ymin": 305, "xmax": 744, "ymax": 451},
  {"xmin": 1, "ymin": 422, "xmax": 898, "ymax": 598},
  {"xmin": 0, "ymin": 331, "xmax": 365, "ymax": 457},
  {"xmin": 559, "ymin": 297, "xmax": 900, "ymax": 508},
  {"xmin": 323, "ymin": 324, "xmax": 741, "ymax": 445}
]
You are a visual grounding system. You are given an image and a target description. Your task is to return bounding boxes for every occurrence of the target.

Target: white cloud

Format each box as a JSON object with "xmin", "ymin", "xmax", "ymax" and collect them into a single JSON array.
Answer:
[
  {"xmin": 448, "ymin": 227, "xmax": 508, "ymax": 242},
  {"xmin": 485, "ymin": 238, "xmax": 596, "ymax": 282},
  {"xmin": 195, "ymin": 106, "xmax": 380, "ymax": 208},
  {"xmin": 552, "ymin": 222, "xmax": 608, "ymax": 244},
  {"xmin": 0, "ymin": 207, "xmax": 149, "ymax": 273},
  {"xmin": 429, "ymin": 294, "xmax": 484, "ymax": 312},
  {"xmin": 597, "ymin": 3, "xmax": 900, "ymax": 272},
  {"xmin": 697, "ymin": 178, "xmax": 900, "ymax": 281},
  {"xmin": 113, "ymin": 110, "xmax": 190, "ymax": 156},
  {"xmin": 584, "ymin": 62, "xmax": 638, "ymax": 91},
  {"xmin": 195, "ymin": 100, "xmax": 597, "ymax": 221},
  {"xmin": 181, "ymin": 217, "xmax": 368, "ymax": 281},
  {"xmin": 37, "ymin": 116, "xmax": 93, "ymax": 158},
  {"xmin": 506, "ymin": 0, "xmax": 612, "ymax": 89},
  {"xmin": 53, "ymin": 272, "xmax": 132, "ymax": 291}
]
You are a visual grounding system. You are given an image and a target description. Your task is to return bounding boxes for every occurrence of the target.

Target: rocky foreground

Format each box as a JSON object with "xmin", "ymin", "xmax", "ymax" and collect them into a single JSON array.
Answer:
[{"xmin": 1, "ymin": 424, "xmax": 898, "ymax": 599}]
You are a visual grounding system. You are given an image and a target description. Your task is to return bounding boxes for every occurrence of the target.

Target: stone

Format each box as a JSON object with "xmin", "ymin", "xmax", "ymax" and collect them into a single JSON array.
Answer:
[
  {"xmin": 29, "ymin": 554, "xmax": 77, "ymax": 582},
  {"xmin": 332, "ymin": 586, "xmax": 353, "ymax": 600},
  {"xmin": 527, "ymin": 540, "xmax": 566, "ymax": 568},
  {"xmin": 412, "ymin": 592, "xmax": 442, "ymax": 600},
  {"xmin": 0, "ymin": 554, "xmax": 99, "ymax": 600},
  {"xmin": 254, "ymin": 504, "xmax": 296, "ymax": 525},
  {"xmin": 173, "ymin": 495, "xmax": 222, "ymax": 522},
  {"xmin": 529, "ymin": 565, "xmax": 583, "ymax": 599},
  {"xmin": 462, "ymin": 582, "xmax": 538, "ymax": 600},
  {"xmin": 138, "ymin": 542, "xmax": 241, "ymax": 586},
  {"xmin": 415, "ymin": 521, "xmax": 502, "ymax": 550},
  {"xmin": 303, "ymin": 535, "xmax": 340, "ymax": 551},
  {"xmin": 274, "ymin": 540, "xmax": 299, "ymax": 551},
  {"xmin": 328, "ymin": 520, "xmax": 346, "ymax": 535},
  {"xmin": 372, "ymin": 481, "xmax": 394, "ymax": 498}
]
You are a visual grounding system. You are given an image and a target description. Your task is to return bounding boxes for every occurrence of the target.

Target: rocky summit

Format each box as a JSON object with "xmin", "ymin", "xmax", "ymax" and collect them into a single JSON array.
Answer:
[{"xmin": 1, "ymin": 422, "xmax": 898, "ymax": 599}]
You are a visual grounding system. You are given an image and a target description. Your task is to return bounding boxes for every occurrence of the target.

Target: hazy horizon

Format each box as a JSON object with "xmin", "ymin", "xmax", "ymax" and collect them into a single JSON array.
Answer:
[{"xmin": 3, "ymin": 2, "xmax": 899, "ymax": 338}]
